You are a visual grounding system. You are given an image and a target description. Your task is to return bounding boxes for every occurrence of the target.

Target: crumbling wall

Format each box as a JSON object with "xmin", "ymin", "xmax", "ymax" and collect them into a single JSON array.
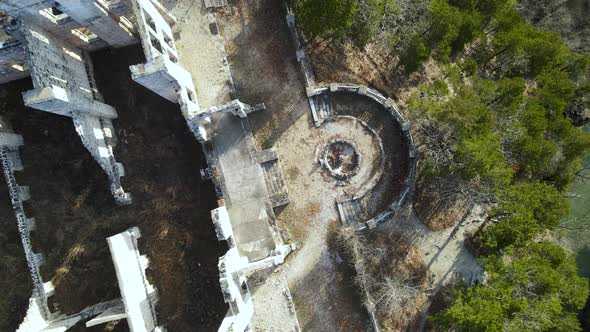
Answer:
[
  {"xmin": 129, "ymin": 0, "xmax": 197, "ymax": 106},
  {"xmin": 98, "ymin": 227, "xmax": 165, "ymax": 332},
  {"xmin": 0, "ymin": 40, "xmax": 28, "ymax": 84},
  {"xmin": 0, "ymin": 120, "xmax": 131, "ymax": 332},
  {"xmin": 20, "ymin": 22, "xmax": 131, "ymax": 205},
  {"xmin": 0, "ymin": 0, "xmax": 135, "ymax": 52},
  {"xmin": 0, "ymin": 129, "xmax": 52, "ymax": 320},
  {"xmin": 0, "ymin": 0, "xmax": 136, "ymax": 85},
  {"xmin": 211, "ymin": 206, "xmax": 255, "ymax": 332}
]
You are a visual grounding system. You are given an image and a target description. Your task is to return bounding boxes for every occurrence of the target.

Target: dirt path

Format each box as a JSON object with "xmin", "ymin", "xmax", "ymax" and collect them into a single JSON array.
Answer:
[{"xmin": 215, "ymin": 1, "xmax": 372, "ymax": 330}]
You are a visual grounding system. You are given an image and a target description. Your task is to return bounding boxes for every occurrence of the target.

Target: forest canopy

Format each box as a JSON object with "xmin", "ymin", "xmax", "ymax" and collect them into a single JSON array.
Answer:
[{"xmin": 293, "ymin": 0, "xmax": 590, "ymax": 330}]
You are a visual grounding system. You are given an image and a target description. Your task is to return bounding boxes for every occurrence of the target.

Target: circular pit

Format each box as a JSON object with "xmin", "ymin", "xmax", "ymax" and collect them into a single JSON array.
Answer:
[{"xmin": 321, "ymin": 140, "xmax": 360, "ymax": 181}]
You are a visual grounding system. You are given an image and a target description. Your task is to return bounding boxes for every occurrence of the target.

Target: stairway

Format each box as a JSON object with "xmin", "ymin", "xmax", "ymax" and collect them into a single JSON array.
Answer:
[
  {"xmin": 337, "ymin": 199, "xmax": 366, "ymax": 226},
  {"xmin": 313, "ymin": 93, "xmax": 333, "ymax": 121}
]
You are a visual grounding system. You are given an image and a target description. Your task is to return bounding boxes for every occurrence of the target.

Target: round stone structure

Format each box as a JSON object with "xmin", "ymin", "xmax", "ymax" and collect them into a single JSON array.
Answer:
[
  {"xmin": 321, "ymin": 139, "xmax": 360, "ymax": 181},
  {"xmin": 308, "ymin": 83, "xmax": 417, "ymax": 229}
]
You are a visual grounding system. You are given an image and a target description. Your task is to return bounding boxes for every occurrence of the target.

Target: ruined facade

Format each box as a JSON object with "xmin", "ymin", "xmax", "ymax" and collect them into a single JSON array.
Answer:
[
  {"xmin": 1, "ymin": 1, "xmax": 296, "ymax": 331},
  {"xmin": 0, "ymin": 0, "xmax": 134, "ymax": 204}
]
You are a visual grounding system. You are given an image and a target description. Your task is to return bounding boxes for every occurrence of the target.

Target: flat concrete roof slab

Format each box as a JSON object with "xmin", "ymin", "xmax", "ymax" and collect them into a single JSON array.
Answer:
[{"xmin": 211, "ymin": 113, "xmax": 276, "ymax": 262}]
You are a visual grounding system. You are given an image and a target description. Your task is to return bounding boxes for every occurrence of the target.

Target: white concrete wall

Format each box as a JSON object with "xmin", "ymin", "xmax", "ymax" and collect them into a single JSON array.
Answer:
[
  {"xmin": 218, "ymin": 247, "xmax": 254, "ymax": 332},
  {"xmin": 0, "ymin": 0, "xmax": 136, "ymax": 52},
  {"xmin": 107, "ymin": 227, "xmax": 162, "ymax": 332},
  {"xmin": 129, "ymin": 0, "xmax": 203, "ymax": 140},
  {"xmin": 21, "ymin": 22, "xmax": 131, "ymax": 204}
]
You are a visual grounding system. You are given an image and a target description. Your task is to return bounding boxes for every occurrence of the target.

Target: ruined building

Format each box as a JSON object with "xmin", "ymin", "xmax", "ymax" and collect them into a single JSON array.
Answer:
[{"xmin": 1, "ymin": 0, "xmax": 296, "ymax": 331}]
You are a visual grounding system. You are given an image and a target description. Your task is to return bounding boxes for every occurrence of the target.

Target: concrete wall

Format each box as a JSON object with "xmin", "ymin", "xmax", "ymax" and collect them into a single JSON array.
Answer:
[
  {"xmin": 211, "ymin": 206, "xmax": 255, "ymax": 332},
  {"xmin": 0, "ymin": 130, "xmax": 53, "ymax": 321},
  {"xmin": 0, "ymin": 0, "xmax": 136, "ymax": 85},
  {"xmin": 105, "ymin": 227, "xmax": 164, "ymax": 332},
  {"xmin": 20, "ymin": 22, "xmax": 131, "ymax": 205},
  {"xmin": 0, "ymin": 40, "xmax": 28, "ymax": 84},
  {"xmin": 128, "ymin": 0, "xmax": 206, "ymax": 140},
  {"xmin": 0, "ymin": 0, "xmax": 136, "ymax": 53},
  {"xmin": 218, "ymin": 247, "xmax": 254, "ymax": 332}
]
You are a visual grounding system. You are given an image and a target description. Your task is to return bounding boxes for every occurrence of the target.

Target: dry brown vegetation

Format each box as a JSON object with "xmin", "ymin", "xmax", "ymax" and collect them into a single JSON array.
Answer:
[
  {"xmin": 414, "ymin": 175, "xmax": 470, "ymax": 231},
  {"xmin": 335, "ymin": 228, "xmax": 428, "ymax": 331},
  {"xmin": 307, "ymin": 39, "xmax": 443, "ymax": 108},
  {"xmin": 0, "ymin": 46, "xmax": 229, "ymax": 332}
]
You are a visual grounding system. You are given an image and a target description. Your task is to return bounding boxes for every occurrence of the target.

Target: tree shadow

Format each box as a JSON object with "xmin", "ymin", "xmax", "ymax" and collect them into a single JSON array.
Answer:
[{"xmin": 576, "ymin": 245, "xmax": 590, "ymax": 278}]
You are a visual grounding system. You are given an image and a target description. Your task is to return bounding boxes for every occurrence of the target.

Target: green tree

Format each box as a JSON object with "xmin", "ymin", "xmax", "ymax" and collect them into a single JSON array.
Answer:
[
  {"xmin": 426, "ymin": 0, "xmax": 464, "ymax": 62},
  {"xmin": 295, "ymin": 0, "xmax": 358, "ymax": 41},
  {"xmin": 480, "ymin": 182, "xmax": 569, "ymax": 251},
  {"xmin": 433, "ymin": 242, "xmax": 589, "ymax": 331},
  {"xmin": 456, "ymin": 132, "xmax": 512, "ymax": 187},
  {"xmin": 399, "ymin": 33, "xmax": 431, "ymax": 74}
]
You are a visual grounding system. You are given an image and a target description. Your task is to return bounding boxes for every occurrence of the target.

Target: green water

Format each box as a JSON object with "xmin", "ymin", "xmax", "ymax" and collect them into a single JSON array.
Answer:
[{"xmin": 560, "ymin": 124, "xmax": 590, "ymax": 277}]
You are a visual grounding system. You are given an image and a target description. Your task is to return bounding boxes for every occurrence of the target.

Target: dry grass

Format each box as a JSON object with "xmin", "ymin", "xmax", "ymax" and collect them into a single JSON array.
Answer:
[
  {"xmin": 335, "ymin": 228, "xmax": 428, "ymax": 331},
  {"xmin": 308, "ymin": 39, "xmax": 444, "ymax": 108},
  {"xmin": 414, "ymin": 175, "xmax": 470, "ymax": 231}
]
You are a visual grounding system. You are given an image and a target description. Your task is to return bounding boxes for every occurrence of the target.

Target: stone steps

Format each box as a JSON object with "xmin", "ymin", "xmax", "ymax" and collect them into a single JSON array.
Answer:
[
  {"xmin": 337, "ymin": 199, "xmax": 365, "ymax": 226},
  {"xmin": 261, "ymin": 157, "xmax": 290, "ymax": 208},
  {"xmin": 314, "ymin": 93, "xmax": 333, "ymax": 121}
]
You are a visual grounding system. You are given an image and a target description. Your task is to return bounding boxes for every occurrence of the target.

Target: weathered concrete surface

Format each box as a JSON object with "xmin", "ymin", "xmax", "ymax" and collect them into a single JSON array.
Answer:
[
  {"xmin": 106, "ymin": 227, "xmax": 163, "ymax": 332},
  {"xmin": 23, "ymin": 85, "xmax": 117, "ymax": 119},
  {"xmin": 0, "ymin": 0, "xmax": 135, "ymax": 52},
  {"xmin": 54, "ymin": 0, "xmax": 136, "ymax": 48},
  {"xmin": 169, "ymin": 0, "xmax": 233, "ymax": 108},
  {"xmin": 209, "ymin": 112, "xmax": 277, "ymax": 262},
  {"xmin": 21, "ymin": 22, "xmax": 131, "ymax": 204},
  {"xmin": 218, "ymin": 246, "xmax": 254, "ymax": 332}
]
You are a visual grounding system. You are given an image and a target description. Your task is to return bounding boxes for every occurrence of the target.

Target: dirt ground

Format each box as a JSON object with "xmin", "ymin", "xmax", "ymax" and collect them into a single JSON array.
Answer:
[
  {"xmin": 216, "ymin": 1, "xmax": 377, "ymax": 330},
  {"xmin": 0, "ymin": 45, "xmax": 228, "ymax": 331}
]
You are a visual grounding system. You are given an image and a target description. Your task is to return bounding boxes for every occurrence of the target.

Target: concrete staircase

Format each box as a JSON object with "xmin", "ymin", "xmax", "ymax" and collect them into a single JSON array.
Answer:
[
  {"xmin": 257, "ymin": 148, "xmax": 290, "ymax": 208},
  {"xmin": 313, "ymin": 93, "xmax": 333, "ymax": 121},
  {"xmin": 337, "ymin": 199, "xmax": 366, "ymax": 226}
]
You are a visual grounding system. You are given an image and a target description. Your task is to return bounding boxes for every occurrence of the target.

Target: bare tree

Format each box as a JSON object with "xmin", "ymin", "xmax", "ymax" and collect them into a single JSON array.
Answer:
[{"xmin": 374, "ymin": 274, "xmax": 419, "ymax": 315}]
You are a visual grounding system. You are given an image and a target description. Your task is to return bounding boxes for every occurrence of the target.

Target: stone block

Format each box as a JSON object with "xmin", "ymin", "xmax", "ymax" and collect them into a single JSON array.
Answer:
[
  {"xmin": 385, "ymin": 98, "xmax": 396, "ymax": 109},
  {"xmin": 286, "ymin": 14, "xmax": 295, "ymax": 27},
  {"xmin": 0, "ymin": 132, "xmax": 24, "ymax": 147},
  {"xmin": 358, "ymin": 85, "xmax": 368, "ymax": 95},
  {"xmin": 255, "ymin": 148, "xmax": 278, "ymax": 163},
  {"xmin": 296, "ymin": 49, "xmax": 305, "ymax": 62},
  {"xmin": 26, "ymin": 217, "xmax": 36, "ymax": 231},
  {"xmin": 23, "ymin": 86, "xmax": 118, "ymax": 119},
  {"xmin": 18, "ymin": 185, "xmax": 30, "ymax": 201}
]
